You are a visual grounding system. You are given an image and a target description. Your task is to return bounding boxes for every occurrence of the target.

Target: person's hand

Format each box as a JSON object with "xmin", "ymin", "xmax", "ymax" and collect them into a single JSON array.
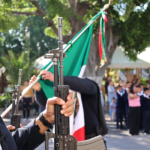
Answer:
[
  {"xmin": 29, "ymin": 75, "xmax": 41, "ymax": 91},
  {"xmin": 39, "ymin": 70, "xmax": 54, "ymax": 82},
  {"xmin": 43, "ymin": 92, "xmax": 74, "ymax": 124},
  {"xmin": 7, "ymin": 124, "xmax": 22, "ymax": 131}
]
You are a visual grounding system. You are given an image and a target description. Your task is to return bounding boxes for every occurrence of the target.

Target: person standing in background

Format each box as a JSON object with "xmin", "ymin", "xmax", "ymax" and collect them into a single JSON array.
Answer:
[
  {"xmin": 21, "ymin": 80, "xmax": 34, "ymax": 122},
  {"xmin": 116, "ymin": 85, "xmax": 125, "ymax": 129},
  {"xmin": 140, "ymin": 88, "xmax": 150, "ymax": 134},
  {"xmin": 128, "ymin": 85, "xmax": 141, "ymax": 135},
  {"xmin": 100, "ymin": 90, "xmax": 105, "ymax": 113},
  {"xmin": 105, "ymin": 76, "xmax": 111, "ymax": 96},
  {"xmin": 136, "ymin": 85, "xmax": 142, "ymax": 96},
  {"xmin": 136, "ymin": 79, "xmax": 141, "ymax": 85},
  {"xmin": 124, "ymin": 87, "xmax": 130, "ymax": 129},
  {"xmin": 107, "ymin": 80, "xmax": 116, "ymax": 119},
  {"xmin": 110, "ymin": 97, "xmax": 116, "ymax": 121},
  {"xmin": 120, "ymin": 81, "xmax": 126, "ymax": 93}
]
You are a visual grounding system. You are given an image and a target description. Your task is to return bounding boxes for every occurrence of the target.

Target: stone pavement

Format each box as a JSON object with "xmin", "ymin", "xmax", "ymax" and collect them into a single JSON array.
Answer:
[
  {"xmin": 3, "ymin": 114, "xmax": 150, "ymax": 150},
  {"xmin": 104, "ymin": 114, "xmax": 150, "ymax": 150}
]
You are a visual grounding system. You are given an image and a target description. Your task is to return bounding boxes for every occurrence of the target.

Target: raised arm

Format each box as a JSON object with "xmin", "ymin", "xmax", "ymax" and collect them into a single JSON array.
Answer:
[
  {"xmin": 128, "ymin": 93, "xmax": 139, "ymax": 99},
  {"xmin": 39, "ymin": 70, "xmax": 98, "ymax": 95},
  {"xmin": 64, "ymin": 76, "xmax": 97, "ymax": 95}
]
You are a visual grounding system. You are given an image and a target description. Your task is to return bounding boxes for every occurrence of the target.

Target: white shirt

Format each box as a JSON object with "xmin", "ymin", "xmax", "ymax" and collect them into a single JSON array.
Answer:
[
  {"xmin": 137, "ymin": 93, "xmax": 142, "ymax": 96},
  {"xmin": 137, "ymin": 90, "xmax": 144, "ymax": 96},
  {"xmin": 0, "ymin": 144, "xmax": 2, "ymax": 150},
  {"xmin": 117, "ymin": 91, "xmax": 124, "ymax": 96},
  {"xmin": 110, "ymin": 102, "xmax": 116, "ymax": 113},
  {"xmin": 143, "ymin": 93, "xmax": 149, "ymax": 98}
]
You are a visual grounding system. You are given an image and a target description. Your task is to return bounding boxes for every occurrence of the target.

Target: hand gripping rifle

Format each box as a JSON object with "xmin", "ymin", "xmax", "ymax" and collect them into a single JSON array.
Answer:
[
  {"xmin": 11, "ymin": 69, "xmax": 23, "ymax": 130},
  {"xmin": 44, "ymin": 17, "xmax": 77, "ymax": 150}
]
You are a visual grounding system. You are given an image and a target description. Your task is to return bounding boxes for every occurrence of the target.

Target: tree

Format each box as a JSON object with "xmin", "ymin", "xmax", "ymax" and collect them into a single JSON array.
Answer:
[
  {"xmin": 1, "ymin": 0, "xmax": 150, "ymax": 84},
  {"xmin": 0, "ymin": 15, "xmax": 58, "ymax": 60},
  {"xmin": 0, "ymin": 51, "xmax": 36, "ymax": 85}
]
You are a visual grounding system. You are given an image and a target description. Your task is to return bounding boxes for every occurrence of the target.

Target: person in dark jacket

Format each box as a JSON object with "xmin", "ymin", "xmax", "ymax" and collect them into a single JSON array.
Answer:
[
  {"xmin": 140, "ymin": 87, "xmax": 150, "ymax": 134},
  {"xmin": 30, "ymin": 70, "xmax": 108, "ymax": 139},
  {"xmin": 116, "ymin": 85, "xmax": 125, "ymax": 129},
  {"xmin": 0, "ymin": 92, "xmax": 74, "ymax": 150},
  {"xmin": 123, "ymin": 87, "xmax": 129, "ymax": 128}
]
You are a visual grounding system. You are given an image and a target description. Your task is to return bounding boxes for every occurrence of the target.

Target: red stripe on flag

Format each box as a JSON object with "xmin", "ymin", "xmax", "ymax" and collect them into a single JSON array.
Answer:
[
  {"xmin": 99, "ymin": 28, "xmax": 102, "ymax": 60},
  {"xmin": 104, "ymin": 15, "xmax": 107, "ymax": 23},
  {"xmin": 73, "ymin": 126, "xmax": 85, "ymax": 141}
]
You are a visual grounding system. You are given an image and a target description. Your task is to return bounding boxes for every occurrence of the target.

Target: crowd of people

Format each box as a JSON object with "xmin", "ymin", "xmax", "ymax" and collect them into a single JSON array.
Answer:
[{"xmin": 105, "ymin": 75, "xmax": 150, "ymax": 136}]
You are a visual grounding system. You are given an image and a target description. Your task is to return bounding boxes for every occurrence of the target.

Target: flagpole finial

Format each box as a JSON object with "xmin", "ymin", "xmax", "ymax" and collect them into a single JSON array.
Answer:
[{"xmin": 102, "ymin": 0, "xmax": 114, "ymax": 12}]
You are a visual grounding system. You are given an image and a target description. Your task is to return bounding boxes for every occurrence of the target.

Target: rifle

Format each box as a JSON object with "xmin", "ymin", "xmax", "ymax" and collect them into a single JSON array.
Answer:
[
  {"xmin": 44, "ymin": 17, "xmax": 77, "ymax": 150},
  {"xmin": 10, "ymin": 69, "xmax": 23, "ymax": 130}
]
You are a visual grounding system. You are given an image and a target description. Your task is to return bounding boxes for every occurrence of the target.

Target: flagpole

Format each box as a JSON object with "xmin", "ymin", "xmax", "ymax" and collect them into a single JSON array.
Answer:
[{"xmin": 1, "ymin": 0, "xmax": 113, "ymax": 118}]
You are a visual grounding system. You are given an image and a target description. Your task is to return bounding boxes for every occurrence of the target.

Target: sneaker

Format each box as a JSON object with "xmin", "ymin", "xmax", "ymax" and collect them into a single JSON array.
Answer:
[
  {"xmin": 27, "ymin": 118, "xmax": 31, "ymax": 122},
  {"xmin": 23, "ymin": 118, "xmax": 26, "ymax": 122}
]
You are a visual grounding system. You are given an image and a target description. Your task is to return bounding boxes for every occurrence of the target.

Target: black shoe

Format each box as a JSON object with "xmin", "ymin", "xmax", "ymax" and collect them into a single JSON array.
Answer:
[{"xmin": 120, "ymin": 125, "xmax": 125, "ymax": 129}]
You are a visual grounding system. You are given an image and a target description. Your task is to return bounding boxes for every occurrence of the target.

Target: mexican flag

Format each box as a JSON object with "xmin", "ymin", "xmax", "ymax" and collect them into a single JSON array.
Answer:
[{"xmin": 39, "ymin": 24, "xmax": 94, "ymax": 141}]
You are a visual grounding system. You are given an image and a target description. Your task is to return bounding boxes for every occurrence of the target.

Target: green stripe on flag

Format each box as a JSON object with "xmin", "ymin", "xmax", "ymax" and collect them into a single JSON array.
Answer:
[{"xmin": 39, "ymin": 24, "xmax": 94, "ymax": 98}]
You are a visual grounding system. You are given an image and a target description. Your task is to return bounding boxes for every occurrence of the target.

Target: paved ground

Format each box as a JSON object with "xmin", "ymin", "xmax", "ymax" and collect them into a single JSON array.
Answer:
[
  {"xmin": 104, "ymin": 114, "xmax": 150, "ymax": 150},
  {"xmin": 3, "ymin": 114, "xmax": 150, "ymax": 150}
]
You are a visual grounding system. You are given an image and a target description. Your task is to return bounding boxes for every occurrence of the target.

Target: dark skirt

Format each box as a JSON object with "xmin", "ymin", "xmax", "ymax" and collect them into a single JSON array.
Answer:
[{"xmin": 128, "ymin": 106, "xmax": 140, "ymax": 135}]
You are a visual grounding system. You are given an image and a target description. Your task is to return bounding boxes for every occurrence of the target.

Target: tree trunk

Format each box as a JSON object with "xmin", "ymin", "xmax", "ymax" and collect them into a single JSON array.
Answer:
[{"xmin": 83, "ymin": 10, "xmax": 119, "ymax": 87}]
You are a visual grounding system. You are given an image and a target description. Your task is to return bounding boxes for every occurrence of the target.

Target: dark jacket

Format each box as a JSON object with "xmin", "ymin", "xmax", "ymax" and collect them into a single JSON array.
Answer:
[
  {"xmin": 116, "ymin": 92, "xmax": 125, "ymax": 109},
  {"xmin": 123, "ymin": 90, "xmax": 129, "ymax": 110},
  {"xmin": 0, "ymin": 117, "xmax": 45, "ymax": 150},
  {"xmin": 35, "ymin": 76, "xmax": 108, "ymax": 136},
  {"xmin": 140, "ymin": 95, "xmax": 150, "ymax": 111}
]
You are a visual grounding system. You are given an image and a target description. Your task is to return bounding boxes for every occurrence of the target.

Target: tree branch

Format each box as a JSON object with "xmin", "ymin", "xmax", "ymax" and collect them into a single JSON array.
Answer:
[
  {"xmin": 11, "ymin": 0, "xmax": 58, "ymax": 36},
  {"xmin": 11, "ymin": 11, "xmax": 38, "ymax": 16},
  {"xmin": 29, "ymin": 0, "xmax": 46, "ymax": 17}
]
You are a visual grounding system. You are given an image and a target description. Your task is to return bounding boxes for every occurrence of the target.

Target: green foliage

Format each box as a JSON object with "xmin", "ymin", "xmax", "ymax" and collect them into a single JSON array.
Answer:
[
  {"xmin": 23, "ymin": 15, "xmax": 58, "ymax": 58},
  {"xmin": 0, "ymin": 51, "xmax": 36, "ymax": 85},
  {"xmin": 0, "ymin": 1, "xmax": 24, "ymax": 32},
  {"xmin": 0, "ymin": 0, "xmax": 150, "ymax": 61},
  {"xmin": 0, "ymin": 93, "xmax": 12, "ymax": 108},
  {"xmin": 140, "ymin": 78, "xmax": 147, "ymax": 86}
]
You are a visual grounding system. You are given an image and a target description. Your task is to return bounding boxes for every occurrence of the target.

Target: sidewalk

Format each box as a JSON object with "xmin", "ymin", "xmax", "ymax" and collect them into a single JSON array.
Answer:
[{"xmin": 104, "ymin": 114, "xmax": 150, "ymax": 150}]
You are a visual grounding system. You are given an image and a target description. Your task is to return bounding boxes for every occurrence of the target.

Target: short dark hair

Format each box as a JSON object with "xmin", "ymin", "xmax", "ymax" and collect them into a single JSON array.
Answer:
[
  {"xmin": 130, "ymin": 86, "xmax": 134, "ymax": 94},
  {"xmin": 136, "ymin": 85, "xmax": 141, "ymax": 88},
  {"xmin": 24, "ymin": 80, "xmax": 29, "ymax": 82},
  {"xmin": 144, "ymin": 87, "xmax": 149, "ymax": 92},
  {"xmin": 112, "ymin": 97, "xmax": 115, "ymax": 100}
]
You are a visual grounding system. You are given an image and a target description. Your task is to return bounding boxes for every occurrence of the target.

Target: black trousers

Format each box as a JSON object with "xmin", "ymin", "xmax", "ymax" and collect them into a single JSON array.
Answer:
[
  {"xmin": 143, "ymin": 111, "xmax": 150, "ymax": 133},
  {"xmin": 128, "ymin": 107, "xmax": 140, "ymax": 135},
  {"xmin": 116, "ymin": 108, "xmax": 123, "ymax": 127},
  {"xmin": 22, "ymin": 97, "xmax": 32, "ymax": 118}
]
